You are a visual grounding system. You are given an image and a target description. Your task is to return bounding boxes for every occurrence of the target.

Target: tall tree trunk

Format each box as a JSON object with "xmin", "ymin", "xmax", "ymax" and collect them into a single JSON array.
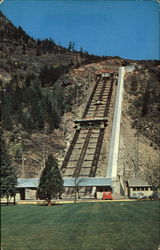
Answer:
[
  {"xmin": 7, "ymin": 196, "xmax": 9, "ymax": 206},
  {"xmin": 47, "ymin": 199, "xmax": 51, "ymax": 206},
  {"xmin": 74, "ymin": 190, "xmax": 77, "ymax": 203},
  {"xmin": 13, "ymin": 195, "xmax": 16, "ymax": 205}
]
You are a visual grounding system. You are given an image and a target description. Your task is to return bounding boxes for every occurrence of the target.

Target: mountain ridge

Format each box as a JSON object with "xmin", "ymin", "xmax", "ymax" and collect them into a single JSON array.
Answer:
[{"xmin": 0, "ymin": 11, "xmax": 159, "ymax": 179}]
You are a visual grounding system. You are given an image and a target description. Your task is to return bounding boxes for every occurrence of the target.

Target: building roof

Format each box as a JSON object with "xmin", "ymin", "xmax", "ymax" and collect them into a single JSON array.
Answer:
[
  {"xmin": 17, "ymin": 177, "xmax": 112, "ymax": 188},
  {"xmin": 127, "ymin": 176, "xmax": 150, "ymax": 187},
  {"xmin": 63, "ymin": 177, "xmax": 112, "ymax": 187},
  {"xmin": 18, "ymin": 178, "xmax": 39, "ymax": 188}
]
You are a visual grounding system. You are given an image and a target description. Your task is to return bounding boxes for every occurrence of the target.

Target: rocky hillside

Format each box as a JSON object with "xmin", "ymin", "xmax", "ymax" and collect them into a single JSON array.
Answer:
[
  {"xmin": 0, "ymin": 11, "xmax": 159, "ymax": 179},
  {"xmin": 118, "ymin": 62, "xmax": 160, "ymax": 180}
]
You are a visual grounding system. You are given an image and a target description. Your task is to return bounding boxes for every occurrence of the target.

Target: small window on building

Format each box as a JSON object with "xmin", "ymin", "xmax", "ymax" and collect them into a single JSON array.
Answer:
[
  {"xmin": 133, "ymin": 187, "xmax": 136, "ymax": 191},
  {"xmin": 137, "ymin": 187, "xmax": 140, "ymax": 191},
  {"xmin": 145, "ymin": 187, "xmax": 148, "ymax": 191},
  {"xmin": 141, "ymin": 187, "xmax": 144, "ymax": 191}
]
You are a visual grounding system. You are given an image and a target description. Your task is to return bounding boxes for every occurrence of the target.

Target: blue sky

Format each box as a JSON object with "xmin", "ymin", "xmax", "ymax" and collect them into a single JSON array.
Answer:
[{"xmin": 0, "ymin": 0, "xmax": 159, "ymax": 60}]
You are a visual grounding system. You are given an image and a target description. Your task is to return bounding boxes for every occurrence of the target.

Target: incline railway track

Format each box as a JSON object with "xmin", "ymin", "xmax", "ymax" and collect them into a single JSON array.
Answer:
[{"xmin": 61, "ymin": 74, "xmax": 115, "ymax": 196}]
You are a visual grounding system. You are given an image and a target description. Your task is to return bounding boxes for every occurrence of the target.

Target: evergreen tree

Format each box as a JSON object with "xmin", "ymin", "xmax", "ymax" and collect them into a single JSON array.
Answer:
[
  {"xmin": 68, "ymin": 41, "xmax": 75, "ymax": 51},
  {"xmin": 46, "ymin": 97, "xmax": 61, "ymax": 130},
  {"xmin": 37, "ymin": 155, "xmax": 63, "ymax": 205},
  {"xmin": 51, "ymin": 104, "xmax": 61, "ymax": 129},
  {"xmin": 80, "ymin": 47, "xmax": 83, "ymax": 54},
  {"xmin": 39, "ymin": 64, "xmax": 50, "ymax": 86},
  {"xmin": 31, "ymin": 103, "xmax": 44, "ymax": 130},
  {"xmin": 68, "ymin": 41, "xmax": 72, "ymax": 51},
  {"xmin": 36, "ymin": 46, "xmax": 41, "ymax": 56},
  {"xmin": 0, "ymin": 134, "xmax": 17, "ymax": 204}
]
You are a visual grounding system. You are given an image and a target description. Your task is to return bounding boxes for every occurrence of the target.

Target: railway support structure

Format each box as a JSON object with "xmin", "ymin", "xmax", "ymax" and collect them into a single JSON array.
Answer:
[{"xmin": 107, "ymin": 67, "xmax": 125, "ymax": 197}]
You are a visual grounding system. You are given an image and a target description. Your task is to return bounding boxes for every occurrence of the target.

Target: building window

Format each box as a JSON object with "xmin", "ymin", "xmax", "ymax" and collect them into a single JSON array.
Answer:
[
  {"xmin": 141, "ymin": 187, "xmax": 144, "ymax": 191},
  {"xmin": 145, "ymin": 187, "xmax": 148, "ymax": 191},
  {"xmin": 133, "ymin": 187, "xmax": 136, "ymax": 191}
]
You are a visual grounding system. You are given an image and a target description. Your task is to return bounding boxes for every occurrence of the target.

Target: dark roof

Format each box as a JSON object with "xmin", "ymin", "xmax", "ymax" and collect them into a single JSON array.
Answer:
[
  {"xmin": 17, "ymin": 177, "xmax": 112, "ymax": 188},
  {"xmin": 127, "ymin": 176, "xmax": 150, "ymax": 187}
]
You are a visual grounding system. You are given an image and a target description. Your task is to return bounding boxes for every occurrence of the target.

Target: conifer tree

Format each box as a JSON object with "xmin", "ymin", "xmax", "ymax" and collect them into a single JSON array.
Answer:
[
  {"xmin": 0, "ymin": 134, "xmax": 17, "ymax": 204},
  {"xmin": 37, "ymin": 155, "xmax": 63, "ymax": 205}
]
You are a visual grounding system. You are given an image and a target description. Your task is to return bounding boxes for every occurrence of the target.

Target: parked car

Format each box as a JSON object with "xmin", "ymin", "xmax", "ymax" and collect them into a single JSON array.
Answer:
[
  {"xmin": 129, "ymin": 193, "xmax": 148, "ymax": 200},
  {"xmin": 102, "ymin": 192, "xmax": 113, "ymax": 200},
  {"xmin": 140, "ymin": 195, "xmax": 148, "ymax": 200},
  {"xmin": 129, "ymin": 193, "xmax": 138, "ymax": 199},
  {"xmin": 137, "ymin": 193, "xmax": 145, "ymax": 199},
  {"xmin": 149, "ymin": 193, "xmax": 158, "ymax": 200}
]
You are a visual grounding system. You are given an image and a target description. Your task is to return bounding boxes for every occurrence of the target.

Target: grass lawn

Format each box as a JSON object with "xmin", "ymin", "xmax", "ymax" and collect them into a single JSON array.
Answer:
[{"xmin": 1, "ymin": 201, "xmax": 160, "ymax": 250}]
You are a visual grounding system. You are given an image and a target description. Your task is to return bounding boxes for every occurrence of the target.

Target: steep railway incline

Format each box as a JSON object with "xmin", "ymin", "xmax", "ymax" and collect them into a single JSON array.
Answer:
[{"xmin": 61, "ymin": 74, "xmax": 116, "ymax": 196}]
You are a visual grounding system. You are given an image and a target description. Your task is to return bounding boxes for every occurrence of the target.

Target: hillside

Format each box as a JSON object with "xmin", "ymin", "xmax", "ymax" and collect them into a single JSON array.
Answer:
[
  {"xmin": 118, "ymin": 63, "xmax": 160, "ymax": 180},
  {"xmin": 0, "ymin": 11, "xmax": 159, "ymax": 179},
  {"xmin": 0, "ymin": 12, "xmax": 104, "ymax": 177}
]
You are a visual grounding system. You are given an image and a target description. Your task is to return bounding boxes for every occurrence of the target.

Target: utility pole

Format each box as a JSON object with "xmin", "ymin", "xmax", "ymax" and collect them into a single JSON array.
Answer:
[
  {"xmin": 42, "ymin": 145, "xmax": 46, "ymax": 170},
  {"xmin": 22, "ymin": 153, "xmax": 25, "ymax": 176},
  {"xmin": 63, "ymin": 109, "xmax": 66, "ymax": 139},
  {"xmin": 76, "ymin": 89, "xmax": 79, "ymax": 117},
  {"xmin": 135, "ymin": 131, "xmax": 139, "ymax": 177}
]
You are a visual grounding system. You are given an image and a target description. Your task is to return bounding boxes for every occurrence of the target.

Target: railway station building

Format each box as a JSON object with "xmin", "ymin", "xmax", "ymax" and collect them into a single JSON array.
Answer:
[
  {"xmin": 15, "ymin": 177, "xmax": 113, "ymax": 200},
  {"xmin": 126, "ymin": 176, "xmax": 153, "ymax": 198}
]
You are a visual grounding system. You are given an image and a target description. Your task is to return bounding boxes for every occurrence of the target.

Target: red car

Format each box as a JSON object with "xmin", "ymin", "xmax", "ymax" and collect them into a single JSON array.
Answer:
[{"xmin": 102, "ymin": 192, "xmax": 113, "ymax": 200}]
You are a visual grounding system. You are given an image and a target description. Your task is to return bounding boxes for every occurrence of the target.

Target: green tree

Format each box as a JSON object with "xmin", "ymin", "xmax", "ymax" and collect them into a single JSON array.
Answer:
[
  {"xmin": 37, "ymin": 155, "xmax": 63, "ymax": 205},
  {"xmin": 73, "ymin": 177, "xmax": 85, "ymax": 203},
  {"xmin": 145, "ymin": 160, "xmax": 160, "ymax": 195},
  {"xmin": 68, "ymin": 41, "xmax": 72, "ymax": 51},
  {"xmin": 36, "ymin": 46, "xmax": 42, "ymax": 56},
  {"xmin": 30, "ymin": 103, "xmax": 44, "ymax": 130},
  {"xmin": 45, "ymin": 96, "xmax": 61, "ymax": 130},
  {"xmin": 39, "ymin": 64, "xmax": 50, "ymax": 86},
  {"xmin": 80, "ymin": 47, "xmax": 83, "ymax": 54},
  {"xmin": 0, "ymin": 135, "xmax": 17, "ymax": 204},
  {"xmin": 68, "ymin": 41, "xmax": 75, "ymax": 51}
]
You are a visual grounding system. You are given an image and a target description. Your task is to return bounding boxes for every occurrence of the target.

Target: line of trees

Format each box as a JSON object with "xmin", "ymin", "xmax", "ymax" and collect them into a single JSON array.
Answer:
[
  {"xmin": 1, "ymin": 74, "xmax": 85, "ymax": 133},
  {"xmin": 1, "ymin": 80, "xmax": 65, "ymax": 132},
  {"xmin": 39, "ymin": 64, "xmax": 70, "ymax": 87}
]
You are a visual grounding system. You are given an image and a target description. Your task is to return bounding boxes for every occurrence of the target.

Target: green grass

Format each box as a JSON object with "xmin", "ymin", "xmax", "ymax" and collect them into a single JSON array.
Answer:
[{"xmin": 1, "ymin": 201, "xmax": 160, "ymax": 250}]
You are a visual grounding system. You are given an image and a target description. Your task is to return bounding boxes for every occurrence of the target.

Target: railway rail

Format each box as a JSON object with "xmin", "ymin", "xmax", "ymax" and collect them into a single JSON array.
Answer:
[{"xmin": 61, "ymin": 75, "xmax": 115, "ymax": 196}]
